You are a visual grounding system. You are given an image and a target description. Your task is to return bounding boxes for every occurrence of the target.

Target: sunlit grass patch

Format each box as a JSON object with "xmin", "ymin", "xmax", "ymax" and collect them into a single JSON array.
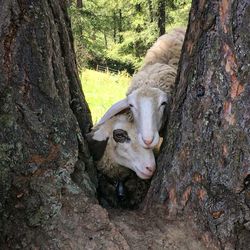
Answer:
[{"xmin": 80, "ymin": 69, "xmax": 131, "ymax": 124}]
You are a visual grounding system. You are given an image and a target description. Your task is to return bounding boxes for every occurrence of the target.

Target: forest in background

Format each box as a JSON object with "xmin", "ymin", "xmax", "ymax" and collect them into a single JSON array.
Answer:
[
  {"xmin": 68, "ymin": 0, "xmax": 191, "ymax": 122},
  {"xmin": 68, "ymin": 0, "xmax": 191, "ymax": 73}
]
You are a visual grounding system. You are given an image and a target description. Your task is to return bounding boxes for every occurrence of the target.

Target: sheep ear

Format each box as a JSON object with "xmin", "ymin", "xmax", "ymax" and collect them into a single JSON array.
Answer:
[
  {"xmin": 159, "ymin": 98, "xmax": 171, "ymax": 136},
  {"xmin": 97, "ymin": 98, "xmax": 129, "ymax": 125},
  {"xmin": 86, "ymin": 128, "xmax": 109, "ymax": 161}
]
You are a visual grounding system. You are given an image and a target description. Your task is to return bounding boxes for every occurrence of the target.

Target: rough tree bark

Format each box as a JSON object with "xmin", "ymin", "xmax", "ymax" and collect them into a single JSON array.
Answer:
[
  {"xmin": 146, "ymin": 0, "xmax": 250, "ymax": 249},
  {"xmin": 0, "ymin": 1, "xmax": 128, "ymax": 249}
]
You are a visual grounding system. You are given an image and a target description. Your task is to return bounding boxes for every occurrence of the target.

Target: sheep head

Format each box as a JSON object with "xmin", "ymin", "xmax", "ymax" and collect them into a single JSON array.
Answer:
[
  {"xmin": 87, "ymin": 115, "xmax": 156, "ymax": 179},
  {"xmin": 127, "ymin": 87, "xmax": 168, "ymax": 149},
  {"xmin": 96, "ymin": 87, "xmax": 169, "ymax": 149}
]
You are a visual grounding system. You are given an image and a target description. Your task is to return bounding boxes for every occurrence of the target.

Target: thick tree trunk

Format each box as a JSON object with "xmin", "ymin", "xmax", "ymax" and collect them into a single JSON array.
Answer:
[
  {"xmin": 0, "ymin": 1, "xmax": 127, "ymax": 248},
  {"xmin": 146, "ymin": 0, "xmax": 250, "ymax": 249}
]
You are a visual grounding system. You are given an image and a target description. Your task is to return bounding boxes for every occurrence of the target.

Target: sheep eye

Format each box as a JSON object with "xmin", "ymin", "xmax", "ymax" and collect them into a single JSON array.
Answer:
[
  {"xmin": 113, "ymin": 129, "xmax": 130, "ymax": 143},
  {"xmin": 129, "ymin": 104, "xmax": 134, "ymax": 108}
]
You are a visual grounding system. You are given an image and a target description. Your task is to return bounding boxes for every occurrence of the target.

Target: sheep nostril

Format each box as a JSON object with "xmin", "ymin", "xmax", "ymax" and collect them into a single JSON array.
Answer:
[
  {"xmin": 146, "ymin": 166, "xmax": 155, "ymax": 172},
  {"xmin": 143, "ymin": 137, "xmax": 154, "ymax": 146}
]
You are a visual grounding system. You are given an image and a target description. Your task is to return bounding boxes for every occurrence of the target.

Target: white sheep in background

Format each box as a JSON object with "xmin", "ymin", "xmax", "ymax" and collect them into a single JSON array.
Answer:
[
  {"xmin": 87, "ymin": 114, "xmax": 156, "ymax": 180},
  {"xmin": 143, "ymin": 27, "xmax": 185, "ymax": 68},
  {"xmin": 98, "ymin": 28, "xmax": 185, "ymax": 149}
]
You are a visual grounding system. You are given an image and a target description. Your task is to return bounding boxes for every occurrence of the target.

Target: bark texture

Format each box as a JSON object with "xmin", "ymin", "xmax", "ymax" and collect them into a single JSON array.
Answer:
[
  {"xmin": 146, "ymin": 0, "xmax": 250, "ymax": 249},
  {"xmin": 0, "ymin": 1, "xmax": 128, "ymax": 249}
]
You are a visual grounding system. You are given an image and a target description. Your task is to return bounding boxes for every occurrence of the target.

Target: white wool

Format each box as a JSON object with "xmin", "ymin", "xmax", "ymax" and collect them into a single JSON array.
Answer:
[
  {"xmin": 127, "ymin": 63, "xmax": 176, "ymax": 95},
  {"xmin": 127, "ymin": 28, "xmax": 185, "ymax": 95},
  {"xmin": 143, "ymin": 27, "xmax": 185, "ymax": 68}
]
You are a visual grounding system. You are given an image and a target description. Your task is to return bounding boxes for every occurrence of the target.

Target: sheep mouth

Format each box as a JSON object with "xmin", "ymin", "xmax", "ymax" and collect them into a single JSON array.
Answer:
[{"xmin": 134, "ymin": 167, "xmax": 153, "ymax": 179}]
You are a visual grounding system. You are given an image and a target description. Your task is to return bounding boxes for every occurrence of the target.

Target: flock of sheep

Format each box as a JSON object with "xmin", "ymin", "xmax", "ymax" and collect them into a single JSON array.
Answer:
[{"xmin": 86, "ymin": 28, "xmax": 185, "ymax": 207}]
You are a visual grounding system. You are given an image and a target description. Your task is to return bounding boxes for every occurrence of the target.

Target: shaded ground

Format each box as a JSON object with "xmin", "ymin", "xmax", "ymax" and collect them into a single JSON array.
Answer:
[{"xmin": 105, "ymin": 208, "xmax": 210, "ymax": 250}]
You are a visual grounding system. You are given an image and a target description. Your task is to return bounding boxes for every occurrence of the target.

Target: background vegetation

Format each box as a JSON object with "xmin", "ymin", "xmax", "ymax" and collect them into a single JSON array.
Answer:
[
  {"xmin": 80, "ymin": 69, "xmax": 130, "ymax": 123},
  {"xmin": 69, "ymin": 0, "xmax": 191, "ymax": 72},
  {"xmin": 69, "ymin": 0, "xmax": 191, "ymax": 122}
]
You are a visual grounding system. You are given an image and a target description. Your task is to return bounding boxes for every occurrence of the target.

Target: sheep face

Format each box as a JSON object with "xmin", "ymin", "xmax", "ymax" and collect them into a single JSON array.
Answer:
[
  {"xmin": 87, "ymin": 115, "xmax": 156, "ymax": 179},
  {"xmin": 127, "ymin": 87, "xmax": 168, "ymax": 149}
]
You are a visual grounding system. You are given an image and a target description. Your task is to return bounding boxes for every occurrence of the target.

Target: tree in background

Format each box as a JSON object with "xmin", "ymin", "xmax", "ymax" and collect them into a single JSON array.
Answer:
[
  {"xmin": 69, "ymin": 0, "xmax": 191, "ymax": 71},
  {"xmin": 158, "ymin": 0, "xmax": 166, "ymax": 35},
  {"xmin": 77, "ymin": 0, "xmax": 83, "ymax": 8}
]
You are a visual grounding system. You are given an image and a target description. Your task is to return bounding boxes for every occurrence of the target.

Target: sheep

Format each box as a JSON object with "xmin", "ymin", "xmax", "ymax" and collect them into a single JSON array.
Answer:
[
  {"xmin": 86, "ymin": 113, "xmax": 156, "ymax": 208},
  {"xmin": 97, "ymin": 28, "xmax": 185, "ymax": 149},
  {"xmin": 86, "ymin": 113, "xmax": 156, "ymax": 180},
  {"xmin": 143, "ymin": 27, "xmax": 185, "ymax": 68}
]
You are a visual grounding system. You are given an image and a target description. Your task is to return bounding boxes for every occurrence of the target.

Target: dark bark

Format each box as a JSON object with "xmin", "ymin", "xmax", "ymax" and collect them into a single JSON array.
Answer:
[
  {"xmin": 0, "ymin": 1, "xmax": 128, "ymax": 249},
  {"xmin": 113, "ymin": 12, "xmax": 117, "ymax": 43},
  {"xmin": 76, "ymin": 0, "xmax": 83, "ymax": 8},
  {"xmin": 135, "ymin": 3, "xmax": 142, "ymax": 12},
  {"xmin": 146, "ymin": 0, "xmax": 250, "ymax": 249},
  {"xmin": 66, "ymin": 0, "xmax": 73, "ymax": 7},
  {"xmin": 158, "ymin": 0, "xmax": 166, "ymax": 36},
  {"xmin": 104, "ymin": 33, "xmax": 108, "ymax": 49},
  {"xmin": 118, "ymin": 9, "xmax": 123, "ymax": 43}
]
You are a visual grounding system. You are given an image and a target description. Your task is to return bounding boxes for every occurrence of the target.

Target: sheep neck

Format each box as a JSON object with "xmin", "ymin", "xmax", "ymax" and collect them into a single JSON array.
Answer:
[{"xmin": 96, "ymin": 144, "xmax": 131, "ymax": 180}]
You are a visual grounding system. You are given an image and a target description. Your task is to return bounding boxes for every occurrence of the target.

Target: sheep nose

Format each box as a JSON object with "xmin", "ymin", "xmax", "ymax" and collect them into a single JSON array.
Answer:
[
  {"xmin": 146, "ymin": 165, "xmax": 155, "ymax": 173},
  {"xmin": 143, "ymin": 137, "xmax": 154, "ymax": 146}
]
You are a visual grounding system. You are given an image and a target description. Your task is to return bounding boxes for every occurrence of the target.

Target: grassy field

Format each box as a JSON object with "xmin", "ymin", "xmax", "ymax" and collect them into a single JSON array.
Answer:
[{"xmin": 80, "ymin": 69, "xmax": 131, "ymax": 124}]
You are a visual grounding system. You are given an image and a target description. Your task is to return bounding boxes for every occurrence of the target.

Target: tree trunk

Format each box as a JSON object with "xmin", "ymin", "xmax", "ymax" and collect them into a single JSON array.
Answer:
[
  {"xmin": 104, "ymin": 33, "xmax": 108, "ymax": 49},
  {"xmin": 158, "ymin": 0, "xmax": 166, "ymax": 36},
  {"xmin": 146, "ymin": 0, "xmax": 250, "ymax": 249},
  {"xmin": 66, "ymin": 0, "xmax": 72, "ymax": 7},
  {"xmin": 0, "ymin": 1, "xmax": 127, "ymax": 248},
  {"xmin": 147, "ymin": 0, "xmax": 154, "ymax": 23},
  {"xmin": 76, "ymin": 0, "xmax": 83, "ymax": 8},
  {"xmin": 118, "ymin": 9, "xmax": 123, "ymax": 43},
  {"xmin": 113, "ymin": 12, "xmax": 117, "ymax": 43}
]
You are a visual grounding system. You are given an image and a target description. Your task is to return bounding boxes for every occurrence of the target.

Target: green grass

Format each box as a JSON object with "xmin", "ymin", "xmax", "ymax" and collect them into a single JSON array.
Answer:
[{"xmin": 80, "ymin": 69, "xmax": 131, "ymax": 124}]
